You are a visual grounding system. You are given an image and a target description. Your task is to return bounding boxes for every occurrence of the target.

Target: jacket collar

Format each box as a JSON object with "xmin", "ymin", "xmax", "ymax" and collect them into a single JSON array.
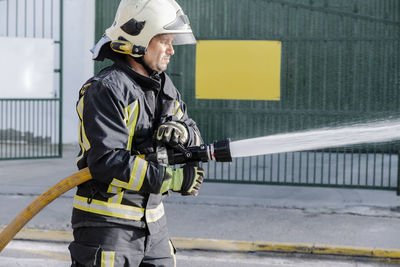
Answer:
[
  {"xmin": 112, "ymin": 56, "xmax": 177, "ymax": 99},
  {"xmin": 113, "ymin": 57, "xmax": 161, "ymax": 91}
]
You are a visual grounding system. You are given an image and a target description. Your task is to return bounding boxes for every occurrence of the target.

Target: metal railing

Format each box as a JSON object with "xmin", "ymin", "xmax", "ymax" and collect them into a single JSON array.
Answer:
[
  {"xmin": 0, "ymin": 99, "xmax": 61, "ymax": 159},
  {"xmin": 0, "ymin": 0, "xmax": 63, "ymax": 160},
  {"xmin": 202, "ymin": 149, "xmax": 399, "ymax": 192}
]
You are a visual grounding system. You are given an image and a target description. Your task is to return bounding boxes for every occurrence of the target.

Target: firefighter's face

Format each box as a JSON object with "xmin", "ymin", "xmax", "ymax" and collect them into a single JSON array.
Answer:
[{"xmin": 144, "ymin": 34, "xmax": 175, "ymax": 73}]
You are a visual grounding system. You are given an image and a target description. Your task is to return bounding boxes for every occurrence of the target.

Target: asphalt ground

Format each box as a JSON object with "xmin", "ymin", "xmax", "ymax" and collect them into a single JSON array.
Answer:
[{"xmin": 0, "ymin": 145, "xmax": 400, "ymax": 265}]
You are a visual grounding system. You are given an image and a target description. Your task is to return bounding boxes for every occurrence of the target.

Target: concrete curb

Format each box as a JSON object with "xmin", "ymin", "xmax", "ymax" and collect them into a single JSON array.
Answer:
[
  {"xmin": 173, "ymin": 238, "xmax": 400, "ymax": 263},
  {"xmin": 3, "ymin": 228, "xmax": 400, "ymax": 263}
]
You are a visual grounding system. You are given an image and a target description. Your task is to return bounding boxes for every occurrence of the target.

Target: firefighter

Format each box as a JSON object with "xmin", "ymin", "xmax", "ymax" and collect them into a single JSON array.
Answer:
[{"xmin": 68, "ymin": 0, "xmax": 204, "ymax": 266}]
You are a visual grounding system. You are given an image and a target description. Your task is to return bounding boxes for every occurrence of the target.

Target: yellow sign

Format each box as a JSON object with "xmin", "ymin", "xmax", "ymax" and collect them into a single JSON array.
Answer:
[{"xmin": 195, "ymin": 40, "xmax": 281, "ymax": 101}]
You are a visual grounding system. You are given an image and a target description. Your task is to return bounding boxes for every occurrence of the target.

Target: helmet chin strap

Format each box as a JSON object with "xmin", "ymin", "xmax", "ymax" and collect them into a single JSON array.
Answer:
[{"xmin": 133, "ymin": 56, "xmax": 159, "ymax": 78}]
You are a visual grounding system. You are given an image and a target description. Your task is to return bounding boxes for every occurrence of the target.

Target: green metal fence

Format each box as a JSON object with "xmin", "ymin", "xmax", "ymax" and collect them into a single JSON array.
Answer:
[
  {"xmin": 95, "ymin": 0, "xmax": 400, "ymax": 193},
  {"xmin": 204, "ymin": 148, "xmax": 399, "ymax": 190},
  {"xmin": 0, "ymin": 0, "xmax": 63, "ymax": 160}
]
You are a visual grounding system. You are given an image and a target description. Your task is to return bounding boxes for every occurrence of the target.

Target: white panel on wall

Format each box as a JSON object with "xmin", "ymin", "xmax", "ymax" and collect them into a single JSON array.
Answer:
[{"xmin": 0, "ymin": 37, "xmax": 54, "ymax": 98}]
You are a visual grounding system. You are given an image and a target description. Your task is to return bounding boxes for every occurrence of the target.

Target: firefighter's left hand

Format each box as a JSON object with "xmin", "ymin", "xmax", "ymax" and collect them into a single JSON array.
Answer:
[
  {"xmin": 156, "ymin": 121, "xmax": 188, "ymax": 147},
  {"xmin": 180, "ymin": 164, "xmax": 204, "ymax": 196},
  {"xmin": 160, "ymin": 164, "xmax": 204, "ymax": 196}
]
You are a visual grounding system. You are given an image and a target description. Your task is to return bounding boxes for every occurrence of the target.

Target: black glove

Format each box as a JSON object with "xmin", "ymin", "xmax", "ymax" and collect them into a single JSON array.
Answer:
[
  {"xmin": 180, "ymin": 164, "xmax": 204, "ymax": 196},
  {"xmin": 160, "ymin": 164, "xmax": 204, "ymax": 196},
  {"xmin": 156, "ymin": 121, "xmax": 188, "ymax": 147}
]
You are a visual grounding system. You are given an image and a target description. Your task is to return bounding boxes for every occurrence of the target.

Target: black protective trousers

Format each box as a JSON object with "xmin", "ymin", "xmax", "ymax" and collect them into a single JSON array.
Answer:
[{"xmin": 69, "ymin": 226, "xmax": 176, "ymax": 267}]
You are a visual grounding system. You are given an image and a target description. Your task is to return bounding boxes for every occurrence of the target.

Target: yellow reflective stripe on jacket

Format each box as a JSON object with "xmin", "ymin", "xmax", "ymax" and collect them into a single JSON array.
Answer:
[
  {"xmin": 110, "ymin": 157, "xmax": 148, "ymax": 191},
  {"xmin": 73, "ymin": 195, "xmax": 165, "ymax": 222},
  {"xmin": 101, "ymin": 251, "xmax": 115, "ymax": 267},
  {"xmin": 110, "ymin": 179, "xmax": 128, "ymax": 188},
  {"xmin": 75, "ymin": 121, "xmax": 85, "ymax": 164},
  {"xmin": 129, "ymin": 157, "xmax": 148, "ymax": 190},
  {"xmin": 79, "ymin": 82, "xmax": 91, "ymax": 96},
  {"xmin": 145, "ymin": 202, "xmax": 164, "ymax": 223},
  {"xmin": 73, "ymin": 195, "xmax": 144, "ymax": 220},
  {"xmin": 124, "ymin": 100, "xmax": 139, "ymax": 151},
  {"xmin": 81, "ymin": 126, "xmax": 90, "ymax": 150},
  {"xmin": 107, "ymin": 187, "xmax": 124, "ymax": 204},
  {"xmin": 107, "ymin": 184, "xmax": 119, "ymax": 194},
  {"xmin": 77, "ymin": 96, "xmax": 90, "ymax": 150},
  {"xmin": 76, "ymin": 96, "xmax": 90, "ymax": 163},
  {"xmin": 174, "ymin": 100, "xmax": 184, "ymax": 120}
]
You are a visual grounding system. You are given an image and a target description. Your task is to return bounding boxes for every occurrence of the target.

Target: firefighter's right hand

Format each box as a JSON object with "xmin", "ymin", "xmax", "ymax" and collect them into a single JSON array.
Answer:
[
  {"xmin": 160, "ymin": 164, "xmax": 204, "ymax": 196},
  {"xmin": 156, "ymin": 121, "xmax": 189, "ymax": 147}
]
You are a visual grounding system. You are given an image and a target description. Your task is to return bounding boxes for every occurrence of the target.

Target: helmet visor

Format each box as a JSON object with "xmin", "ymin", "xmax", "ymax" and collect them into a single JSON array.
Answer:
[
  {"xmin": 164, "ymin": 9, "xmax": 196, "ymax": 45},
  {"xmin": 172, "ymin": 32, "xmax": 196, "ymax": 45}
]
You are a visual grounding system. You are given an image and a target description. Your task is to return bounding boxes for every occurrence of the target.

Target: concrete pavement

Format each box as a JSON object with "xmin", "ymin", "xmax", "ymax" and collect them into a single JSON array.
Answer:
[
  {"xmin": 0, "ymin": 145, "xmax": 400, "ymax": 263},
  {"xmin": 4, "ymin": 239, "xmax": 396, "ymax": 267}
]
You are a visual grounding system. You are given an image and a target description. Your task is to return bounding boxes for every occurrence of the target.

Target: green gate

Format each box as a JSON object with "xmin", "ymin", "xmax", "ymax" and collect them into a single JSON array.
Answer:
[
  {"xmin": 95, "ymin": 0, "xmax": 400, "ymax": 193},
  {"xmin": 0, "ymin": 0, "xmax": 63, "ymax": 160}
]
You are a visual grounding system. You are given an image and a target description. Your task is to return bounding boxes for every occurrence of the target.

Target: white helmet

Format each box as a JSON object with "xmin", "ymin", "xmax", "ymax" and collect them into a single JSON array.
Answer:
[{"xmin": 92, "ymin": 0, "xmax": 196, "ymax": 59}]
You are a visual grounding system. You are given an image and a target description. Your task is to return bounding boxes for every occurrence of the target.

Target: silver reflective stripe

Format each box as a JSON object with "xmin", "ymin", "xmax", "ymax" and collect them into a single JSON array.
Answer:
[
  {"xmin": 128, "ymin": 101, "xmax": 138, "ymax": 126},
  {"xmin": 73, "ymin": 195, "xmax": 144, "ymax": 220},
  {"xmin": 81, "ymin": 127, "xmax": 90, "ymax": 150},
  {"xmin": 125, "ymin": 100, "xmax": 139, "ymax": 151},
  {"xmin": 108, "ymin": 190, "xmax": 123, "ymax": 204},
  {"xmin": 101, "ymin": 251, "xmax": 115, "ymax": 267},
  {"xmin": 74, "ymin": 195, "xmax": 165, "ymax": 223},
  {"xmin": 174, "ymin": 101, "xmax": 184, "ymax": 120},
  {"xmin": 175, "ymin": 109, "xmax": 184, "ymax": 120},
  {"xmin": 110, "ymin": 157, "xmax": 147, "ymax": 191},
  {"xmin": 146, "ymin": 202, "xmax": 165, "ymax": 223},
  {"xmin": 194, "ymin": 131, "xmax": 202, "ymax": 146},
  {"xmin": 108, "ymin": 185, "xmax": 119, "ymax": 194},
  {"xmin": 129, "ymin": 157, "xmax": 147, "ymax": 190},
  {"xmin": 110, "ymin": 179, "xmax": 127, "ymax": 188}
]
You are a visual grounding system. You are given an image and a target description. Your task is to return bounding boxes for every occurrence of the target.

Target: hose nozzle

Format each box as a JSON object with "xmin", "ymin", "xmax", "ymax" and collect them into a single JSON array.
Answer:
[
  {"xmin": 208, "ymin": 139, "xmax": 232, "ymax": 162},
  {"xmin": 147, "ymin": 139, "xmax": 232, "ymax": 165}
]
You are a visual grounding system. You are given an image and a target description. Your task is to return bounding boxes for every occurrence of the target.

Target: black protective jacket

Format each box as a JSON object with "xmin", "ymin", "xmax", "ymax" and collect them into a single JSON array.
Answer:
[{"xmin": 71, "ymin": 57, "xmax": 202, "ymax": 234}]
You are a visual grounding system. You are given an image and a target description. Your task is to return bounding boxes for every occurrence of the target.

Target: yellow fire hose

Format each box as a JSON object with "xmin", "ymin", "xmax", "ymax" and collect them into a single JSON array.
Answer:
[{"xmin": 0, "ymin": 167, "xmax": 92, "ymax": 252}]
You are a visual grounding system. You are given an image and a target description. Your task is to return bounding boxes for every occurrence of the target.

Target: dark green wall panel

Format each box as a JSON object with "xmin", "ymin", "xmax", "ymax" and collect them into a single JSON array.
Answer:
[{"xmin": 95, "ymin": 0, "xmax": 400, "ymax": 146}]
